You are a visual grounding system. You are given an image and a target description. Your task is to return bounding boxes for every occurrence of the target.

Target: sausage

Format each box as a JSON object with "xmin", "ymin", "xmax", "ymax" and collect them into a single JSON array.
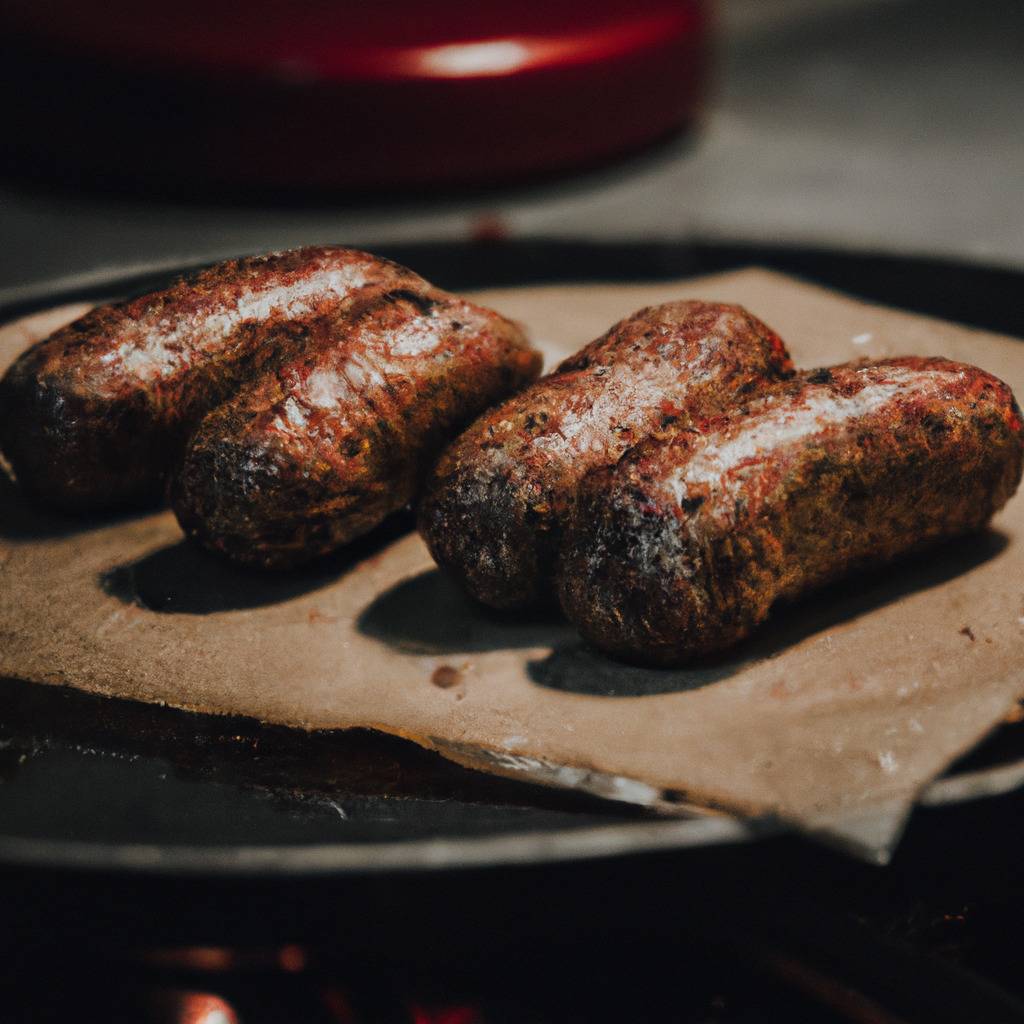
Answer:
[
  {"xmin": 0, "ymin": 247, "xmax": 430, "ymax": 511},
  {"xmin": 418, "ymin": 301, "xmax": 794, "ymax": 609},
  {"xmin": 172, "ymin": 288, "xmax": 540, "ymax": 569},
  {"xmin": 558, "ymin": 357, "xmax": 1024, "ymax": 666}
]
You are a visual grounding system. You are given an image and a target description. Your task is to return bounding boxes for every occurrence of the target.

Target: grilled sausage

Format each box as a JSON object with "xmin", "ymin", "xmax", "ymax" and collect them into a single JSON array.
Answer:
[
  {"xmin": 418, "ymin": 301, "xmax": 794, "ymax": 609},
  {"xmin": 559, "ymin": 357, "xmax": 1024, "ymax": 666},
  {"xmin": 172, "ymin": 288, "xmax": 540, "ymax": 569},
  {"xmin": 0, "ymin": 247, "xmax": 430, "ymax": 511}
]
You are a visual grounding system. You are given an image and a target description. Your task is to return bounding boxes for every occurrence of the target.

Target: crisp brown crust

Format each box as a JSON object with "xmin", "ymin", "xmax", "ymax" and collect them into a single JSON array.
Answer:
[
  {"xmin": 0, "ymin": 247, "xmax": 426, "ymax": 511},
  {"xmin": 418, "ymin": 301, "xmax": 794, "ymax": 609},
  {"xmin": 559, "ymin": 357, "xmax": 1024, "ymax": 666},
  {"xmin": 172, "ymin": 289, "xmax": 539, "ymax": 569}
]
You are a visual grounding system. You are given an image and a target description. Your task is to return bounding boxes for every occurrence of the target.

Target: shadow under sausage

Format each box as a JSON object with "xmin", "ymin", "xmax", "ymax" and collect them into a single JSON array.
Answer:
[
  {"xmin": 530, "ymin": 529, "xmax": 1010, "ymax": 697},
  {"xmin": 100, "ymin": 509, "xmax": 418, "ymax": 615},
  {"xmin": 358, "ymin": 529, "xmax": 1008, "ymax": 696},
  {"xmin": 0, "ymin": 469, "xmax": 147, "ymax": 540},
  {"xmin": 357, "ymin": 567, "xmax": 575, "ymax": 655}
]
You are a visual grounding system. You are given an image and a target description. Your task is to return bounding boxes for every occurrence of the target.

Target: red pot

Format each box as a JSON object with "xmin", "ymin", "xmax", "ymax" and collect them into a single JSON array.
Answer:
[{"xmin": 0, "ymin": 0, "xmax": 709, "ymax": 191}]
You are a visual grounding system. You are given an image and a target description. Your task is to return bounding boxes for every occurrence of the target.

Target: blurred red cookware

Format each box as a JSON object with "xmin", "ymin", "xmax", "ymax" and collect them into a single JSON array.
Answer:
[{"xmin": 0, "ymin": 0, "xmax": 709, "ymax": 191}]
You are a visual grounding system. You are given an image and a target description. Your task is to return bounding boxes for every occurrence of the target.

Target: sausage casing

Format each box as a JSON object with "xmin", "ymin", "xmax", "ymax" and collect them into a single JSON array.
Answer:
[
  {"xmin": 418, "ymin": 301, "xmax": 793, "ymax": 608},
  {"xmin": 0, "ymin": 247, "xmax": 426, "ymax": 511},
  {"xmin": 558, "ymin": 357, "xmax": 1024, "ymax": 666},
  {"xmin": 172, "ymin": 288, "xmax": 539, "ymax": 569}
]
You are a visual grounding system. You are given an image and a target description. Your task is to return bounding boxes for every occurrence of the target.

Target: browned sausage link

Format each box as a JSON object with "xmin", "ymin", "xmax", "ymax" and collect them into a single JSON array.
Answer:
[
  {"xmin": 172, "ymin": 288, "xmax": 540, "ymax": 569},
  {"xmin": 559, "ymin": 357, "xmax": 1024, "ymax": 666},
  {"xmin": 0, "ymin": 247, "xmax": 428, "ymax": 511},
  {"xmin": 418, "ymin": 301, "xmax": 794, "ymax": 609}
]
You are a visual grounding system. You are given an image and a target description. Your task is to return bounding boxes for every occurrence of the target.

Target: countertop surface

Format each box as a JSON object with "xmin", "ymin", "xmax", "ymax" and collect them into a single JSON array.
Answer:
[{"xmin": 0, "ymin": 0, "xmax": 1021, "ymax": 301}]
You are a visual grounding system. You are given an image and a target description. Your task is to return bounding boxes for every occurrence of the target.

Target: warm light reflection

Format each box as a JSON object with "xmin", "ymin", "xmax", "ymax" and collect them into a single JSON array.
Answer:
[
  {"xmin": 173, "ymin": 992, "xmax": 239, "ymax": 1024},
  {"xmin": 316, "ymin": 11, "xmax": 691, "ymax": 82},
  {"xmin": 417, "ymin": 39, "xmax": 531, "ymax": 77},
  {"xmin": 145, "ymin": 945, "xmax": 311, "ymax": 973},
  {"xmin": 147, "ymin": 947, "xmax": 237, "ymax": 971},
  {"xmin": 277, "ymin": 944, "xmax": 307, "ymax": 972}
]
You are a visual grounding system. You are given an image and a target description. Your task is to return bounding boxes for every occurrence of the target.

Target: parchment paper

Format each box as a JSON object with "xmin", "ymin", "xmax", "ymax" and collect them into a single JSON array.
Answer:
[{"xmin": 3, "ymin": 269, "xmax": 1023, "ymax": 860}]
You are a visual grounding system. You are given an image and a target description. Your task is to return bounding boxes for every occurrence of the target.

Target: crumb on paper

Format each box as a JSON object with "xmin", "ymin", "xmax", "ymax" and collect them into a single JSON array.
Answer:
[
  {"xmin": 878, "ymin": 750, "xmax": 899, "ymax": 774},
  {"xmin": 308, "ymin": 608, "xmax": 341, "ymax": 625},
  {"xmin": 960, "ymin": 625, "xmax": 976, "ymax": 642},
  {"xmin": 431, "ymin": 665, "xmax": 462, "ymax": 689}
]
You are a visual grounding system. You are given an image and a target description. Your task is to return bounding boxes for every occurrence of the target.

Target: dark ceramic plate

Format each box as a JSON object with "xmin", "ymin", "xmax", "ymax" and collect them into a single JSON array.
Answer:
[{"xmin": 1, "ymin": 241, "xmax": 1023, "ymax": 885}]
